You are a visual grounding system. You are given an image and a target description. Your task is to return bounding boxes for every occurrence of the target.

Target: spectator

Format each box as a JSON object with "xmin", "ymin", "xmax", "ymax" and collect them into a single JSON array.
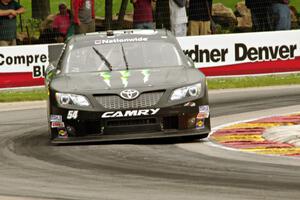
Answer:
[
  {"xmin": 169, "ymin": 0, "xmax": 188, "ymax": 36},
  {"xmin": 289, "ymin": 6, "xmax": 299, "ymax": 29},
  {"xmin": 72, "ymin": 0, "xmax": 95, "ymax": 34},
  {"xmin": 52, "ymin": 3, "xmax": 71, "ymax": 42},
  {"xmin": 131, "ymin": 0, "xmax": 154, "ymax": 29},
  {"xmin": 155, "ymin": 0, "xmax": 171, "ymax": 30},
  {"xmin": 272, "ymin": 0, "xmax": 291, "ymax": 30},
  {"xmin": 0, "ymin": 0, "xmax": 25, "ymax": 46},
  {"xmin": 245, "ymin": 0, "xmax": 273, "ymax": 32},
  {"xmin": 187, "ymin": 0, "xmax": 212, "ymax": 35}
]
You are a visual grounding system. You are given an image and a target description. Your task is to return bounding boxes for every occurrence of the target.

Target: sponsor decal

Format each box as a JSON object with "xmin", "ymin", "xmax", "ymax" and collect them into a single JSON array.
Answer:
[
  {"xmin": 95, "ymin": 37, "xmax": 148, "ymax": 45},
  {"xmin": 67, "ymin": 110, "xmax": 78, "ymax": 120},
  {"xmin": 58, "ymin": 128, "xmax": 68, "ymax": 138},
  {"xmin": 101, "ymin": 108, "xmax": 160, "ymax": 118},
  {"xmin": 197, "ymin": 105, "xmax": 210, "ymax": 119},
  {"xmin": 100, "ymin": 72, "xmax": 111, "ymax": 87},
  {"xmin": 196, "ymin": 119, "xmax": 204, "ymax": 129},
  {"xmin": 50, "ymin": 115, "xmax": 62, "ymax": 122},
  {"xmin": 51, "ymin": 122, "xmax": 65, "ymax": 128},
  {"xmin": 119, "ymin": 71, "xmax": 130, "ymax": 88}
]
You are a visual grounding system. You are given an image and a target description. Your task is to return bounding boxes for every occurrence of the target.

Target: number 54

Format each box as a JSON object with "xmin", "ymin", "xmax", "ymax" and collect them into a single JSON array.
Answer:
[{"xmin": 67, "ymin": 110, "xmax": 78, "ymax": 119}]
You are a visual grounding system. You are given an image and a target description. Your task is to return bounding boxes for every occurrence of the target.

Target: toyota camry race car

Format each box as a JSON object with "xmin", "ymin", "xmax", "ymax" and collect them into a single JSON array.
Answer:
[{"xmin": 45, "ymin": 29, "xmax": 211, "ymax": 144}]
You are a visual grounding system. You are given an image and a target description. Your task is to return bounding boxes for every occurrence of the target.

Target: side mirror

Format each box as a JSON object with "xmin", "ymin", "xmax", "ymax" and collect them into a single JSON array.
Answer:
[
  {"xmin": 46, "ymin": 63, "xmax": 56, "ymax": 74},
  {"xmin": 186, "ymin": 55, "xmax": 195, "ymax": 68},
  {"xmin": 45, "ymin": 63, "xmax": 56, "ymax": 86}
]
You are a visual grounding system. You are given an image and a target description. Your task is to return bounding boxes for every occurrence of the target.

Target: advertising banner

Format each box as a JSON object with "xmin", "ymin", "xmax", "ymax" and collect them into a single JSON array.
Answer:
[
  {"xmin": 177, "ymin": 30, "xmax": 300, "ymax": 76},
  {"xmin": 0, "ymin": 30, "xmax": 300, "ymax": 89},
  {"xmin": 0, "ymin": 44, "xmax": 48, "ymax": 89}
]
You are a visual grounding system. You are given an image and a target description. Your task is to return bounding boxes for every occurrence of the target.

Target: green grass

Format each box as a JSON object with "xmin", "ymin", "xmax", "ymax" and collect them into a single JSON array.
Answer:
[
  {"xmin": 1, "ymin": 74, "xmax": 300, "ymax": 102},
  {"xmin": 208, "ymin": 74, "xmax": 300, "ymax": 89},
  {"xmin": 0, "ymin": 89, "xmax": 47, "ymax": 103}
]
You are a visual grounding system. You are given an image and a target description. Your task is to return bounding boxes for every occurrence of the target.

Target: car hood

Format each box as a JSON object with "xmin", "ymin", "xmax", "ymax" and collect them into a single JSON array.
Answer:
[{"xmin": 51, "ymin": 67, "xmax": 203, "ymax": 92}]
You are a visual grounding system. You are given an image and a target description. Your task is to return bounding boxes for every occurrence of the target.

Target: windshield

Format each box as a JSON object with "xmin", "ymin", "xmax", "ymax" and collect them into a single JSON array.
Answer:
[{"xmin": 63, "ymin": 41, "xmax": 183, "ymax": 73}]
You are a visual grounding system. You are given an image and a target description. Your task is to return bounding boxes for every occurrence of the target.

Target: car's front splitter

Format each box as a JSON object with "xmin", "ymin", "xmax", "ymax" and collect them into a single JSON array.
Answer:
[{"xmin": 51, "ymin": 127, "xmax": 210, "ymax": 144}]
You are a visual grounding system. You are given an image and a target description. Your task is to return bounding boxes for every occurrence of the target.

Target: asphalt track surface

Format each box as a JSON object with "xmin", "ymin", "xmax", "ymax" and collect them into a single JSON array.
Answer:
[{"xmin": 1, "ymin": 86, "xmax": 300, "ymax": 200}]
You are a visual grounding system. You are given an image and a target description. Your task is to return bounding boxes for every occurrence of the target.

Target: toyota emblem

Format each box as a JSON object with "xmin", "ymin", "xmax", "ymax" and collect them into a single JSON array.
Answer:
[{"xmin": 120, "ymin": 89, "xmax": 140, "ymax": 100}]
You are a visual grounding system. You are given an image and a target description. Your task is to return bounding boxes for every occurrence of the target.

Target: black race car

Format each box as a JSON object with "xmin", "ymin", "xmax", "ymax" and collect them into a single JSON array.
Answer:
[{"xmin": 46, "ymin": 29, "xmax": 210, "ymax": 144}]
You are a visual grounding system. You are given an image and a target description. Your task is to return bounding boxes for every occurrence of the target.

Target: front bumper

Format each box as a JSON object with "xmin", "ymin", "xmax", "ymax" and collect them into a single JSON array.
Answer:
[{"xmin": 49, "ymin": 99, "xmax": 211, "ymax": 144}]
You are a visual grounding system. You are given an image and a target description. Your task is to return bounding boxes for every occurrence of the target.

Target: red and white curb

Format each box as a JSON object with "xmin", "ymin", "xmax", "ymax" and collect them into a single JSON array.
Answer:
[{"xmin": 209, "ymin": 113, "xmax": 300, "ymax": 157}]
